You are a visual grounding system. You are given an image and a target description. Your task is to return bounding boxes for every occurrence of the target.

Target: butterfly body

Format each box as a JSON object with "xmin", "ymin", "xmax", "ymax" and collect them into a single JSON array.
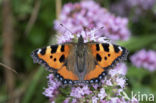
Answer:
[{"xmin": 31, "ymin": 35, "xmax": 128, "ymax": 84}]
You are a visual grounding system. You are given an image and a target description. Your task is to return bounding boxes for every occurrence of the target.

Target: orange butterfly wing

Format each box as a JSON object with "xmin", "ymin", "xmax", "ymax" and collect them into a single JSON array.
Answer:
[
  {"xmin": 84, "ymin": 65, "xmax": 107, "ymax": 83},
  {"xmin": 31, "ymin": 44, "xmax": 78, "ymax": 84},
  {"xmin": 84, "ymin": 43, "xmax": 128, "ymax": 82}
]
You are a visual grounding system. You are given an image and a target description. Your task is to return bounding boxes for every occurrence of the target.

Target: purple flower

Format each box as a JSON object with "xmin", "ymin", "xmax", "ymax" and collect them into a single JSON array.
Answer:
[
  {"xmin": 70, "ymin": 85, "xmax": 92, "ymax": 98},
  {"xmin": 43, "ymin": 74, "xmax": 61, "ymax": 100},
  {"xmin": 98, "ymin": 88, "xmax": 107, "ymax": 100},
  {"xmin": 130, "ymin": 49, "xmax": 156, "ymax": 71},
  {"xmin": 115, "ymin": 77, "xmax": 126, "ymax": 88},
  {"xmin": 109, "ymin": 97, "xmax": 133, "ymax": 103},
  {"xmin": 127, "ymin": 0, "xmax": 156, "ymax": 10},
  {"xmin": 110, "ymin": 0, "xmax": 156, "ymax": 22},
  {"xmin": 92, "ymin": 96, "xmax": 98, "ymax": 103},
  {"xmin": 109, "ymin": 63, "xmax": 128, "ymax": 77},
  {"xmin": 92, "ymin": 84, "xmax": 99, "ymax": 89},
  {"xmin": 109, "ymin": 63, "xmax": 127, "ymax": 88},
  {"xmin": 104, "ymin": 79, "xmax": 113, "ymax": 86},
  {"xmin": 131, "ymin": 97, "xmax": 139, "ymax": 103},
  {"xmin": 63, "ymin": 98, "xmax": 70, "ymax": 103},
  {"xmin": 71, "ymin": 99, "xmax": 77, "ymax": 103},
  {"xmin": 55, "ymin": 0, "xmax": 130, "ymax": 42},
  {"xmin": 70, "ymin": 87, "xmax": 83, "ymax": 98},
  {"xmin": 109, "ymin": 97, "xmax": 121, "ymax": 103}
]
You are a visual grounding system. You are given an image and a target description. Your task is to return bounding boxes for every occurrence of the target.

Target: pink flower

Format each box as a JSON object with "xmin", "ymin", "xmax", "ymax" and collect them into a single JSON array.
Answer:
[
  {"xmin": 63, "ymin": 98, "xmax": 70, "ymax": 103},
  {"xmin": 115, "ymin": 77, "xmax": 126, "ymax": 88},
  {"xmin": 131, "ymin": 97, "xmax": 139, "ymax": 103},
  {"xmin": 55, "ymin": 0, "xmax": 130, "ymax": 42},
  {"xmin": 130, "ymin": 49, "xmax": 156, "ymax": 71},
  {"xmin": 98, "ymin": 88, "xmax": 107, "ymax": 100},
  {"xmin": 70, "ymin": 85, "xmax": 92, "ymax": 98},
  {"xmin": 92, "ymin": 96, "xmax": 98, "ymax": 103},
  {"xmin": 127, "ymin": 0, "xmax": 155, "ymax": 10},
  {"xmin": 43, "ymin": 74, "xmax": 61, "ymax": 99},
  {"xmin": 109, "ymin": 63, "xmax": 128, "ymax": 77},
  {"xmin": 111, "ymin": 0, "xmax": 156, "ymax": 22}
]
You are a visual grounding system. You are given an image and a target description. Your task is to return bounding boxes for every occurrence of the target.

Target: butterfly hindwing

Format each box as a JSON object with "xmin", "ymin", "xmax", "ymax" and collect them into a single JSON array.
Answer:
[
  {"xmin": 84, "ymin": 65, "xmax": 107, "ymax": 83},
  {"xmin": 55, "ymin": 66, "xmax": 79, "ymax": 84}
]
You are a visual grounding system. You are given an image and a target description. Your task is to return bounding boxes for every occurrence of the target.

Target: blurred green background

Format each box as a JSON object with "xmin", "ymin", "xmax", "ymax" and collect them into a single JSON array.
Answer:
[{"xmin": 0, "ymin": 0, "xmax": 156, "ymax": 103}]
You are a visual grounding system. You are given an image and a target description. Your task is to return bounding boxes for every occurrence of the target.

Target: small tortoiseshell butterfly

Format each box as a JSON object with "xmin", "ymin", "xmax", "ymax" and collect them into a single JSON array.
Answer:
[{"xmin": 31, "ymin": 35, "xmax": 128, "ymax": 84}]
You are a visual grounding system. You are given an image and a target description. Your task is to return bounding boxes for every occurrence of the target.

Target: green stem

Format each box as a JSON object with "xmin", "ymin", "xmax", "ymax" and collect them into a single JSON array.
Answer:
[{"xmin": 22, "ymin": 67, "xmax": 45, "ymax": 103}]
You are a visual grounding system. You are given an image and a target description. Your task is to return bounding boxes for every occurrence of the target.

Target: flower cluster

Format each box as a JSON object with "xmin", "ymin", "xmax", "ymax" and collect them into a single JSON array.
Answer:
[
  {"xmin": 43, "ymin": 74, "xmax": 61, "ymax": 101},
  {"xmin": 43, "ymin": 63, "xmax": 138, "ymax": 103},
  {"xmin": 130, "ymin": 49, "xmax": 156, "ymax": 72},
  {"xmin": 56, "ymin": 27, "xmax": 111, "ymax": 44},
  {"xmin": 127, "ymin": 0, "xmax": 156, "ymax": 10},
  {"xmin": 54, "ymin": 0, "xmax": 130, "ymax": 41},
  {"xmin": 111, "ymin": 0, "xmax": 156, "ymax": 21}
]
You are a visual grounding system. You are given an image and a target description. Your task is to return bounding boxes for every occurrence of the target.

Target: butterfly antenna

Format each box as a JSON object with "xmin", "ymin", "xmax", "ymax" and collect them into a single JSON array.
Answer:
[
  {"xmin": 60, "ymin": 24, "xmax": 73, "ymax": 34},
  {"xmin": 82, "ymin": 26, "xmax": 88, "ymax": 37}
]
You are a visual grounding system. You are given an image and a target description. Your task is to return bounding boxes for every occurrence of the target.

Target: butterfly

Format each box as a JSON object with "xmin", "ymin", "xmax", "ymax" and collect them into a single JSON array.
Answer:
[{"xmin": 31, "ymin": 35, "xmax": 128, "ymax": 84}]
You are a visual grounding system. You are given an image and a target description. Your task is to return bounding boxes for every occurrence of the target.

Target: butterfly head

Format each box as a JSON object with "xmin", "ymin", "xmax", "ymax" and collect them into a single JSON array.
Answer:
[{"xmin": 78, "ymin": 35, "xmax": 84, "ymax": 44}]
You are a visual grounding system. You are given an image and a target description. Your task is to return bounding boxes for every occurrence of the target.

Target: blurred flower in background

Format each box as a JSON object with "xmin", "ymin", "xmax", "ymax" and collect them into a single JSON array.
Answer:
[
  {"xmin": 127, "ymin": 0, "xmax": 155, "ymax": 11},
  {"xmin": 111, "ymin": 0, "xmax": 156, "ymax": 21},
  {"xmin": 130, "ymin": 49, "xmax": 156, "ymax": 71},
  {"xmin": 54, "ymin": 0, "xmax": 130, "ymax": 42}
]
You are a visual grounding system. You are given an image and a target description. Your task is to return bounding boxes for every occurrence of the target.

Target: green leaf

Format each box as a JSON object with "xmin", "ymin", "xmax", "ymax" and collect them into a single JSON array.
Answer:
[{"xmin": 118, "ymin": 35, "xmax": 156, "ymax": 51}]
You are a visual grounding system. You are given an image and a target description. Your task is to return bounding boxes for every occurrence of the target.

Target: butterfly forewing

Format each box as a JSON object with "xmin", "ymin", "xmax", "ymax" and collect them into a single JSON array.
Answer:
[
  {"xmin": 88, "ymin": 43, "xmax": 128, "ymax": 69},
  {"xmin": 32, "ymin": 45, "xmax": 69, "ymax": 70},
  {"xmin": 31, "ymin": 44, "xmax": 79, "ymax": 83}
]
